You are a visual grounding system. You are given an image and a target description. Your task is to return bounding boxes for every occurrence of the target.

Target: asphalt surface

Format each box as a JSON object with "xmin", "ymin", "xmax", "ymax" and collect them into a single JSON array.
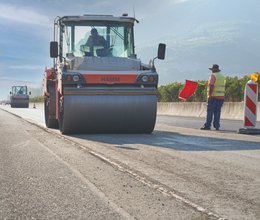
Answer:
[
  {"xmin": 1, "ymin": 104, "xmax": 260, "ymax": 220},
  {"xmin": 157, "ymin": 114, "xmax": 260, "ymax": 132},
  {"xmin": 0, "ymin": 110, "xmax": 129, "ymax": 219}
]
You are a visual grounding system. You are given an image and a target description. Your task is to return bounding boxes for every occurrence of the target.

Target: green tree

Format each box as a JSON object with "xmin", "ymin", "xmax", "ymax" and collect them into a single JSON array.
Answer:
[
  {"xmin": 158, "ymin": 82, "xmax": 182, "ymax": 102},
  {"xmin": 30, "ymin": 96, "xmax": 44, "ymax": 103},
  {"xmin": 188, "ymin": 80, "xmax": 207, "ymax": 102},
  {"xmin": 225, "ymin": 76, "xmax": 242, "ymax": 102}
]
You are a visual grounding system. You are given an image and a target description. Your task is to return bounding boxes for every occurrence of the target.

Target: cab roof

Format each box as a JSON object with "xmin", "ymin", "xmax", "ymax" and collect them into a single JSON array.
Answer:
[{"xmin": 58, "ymin": 14, "xmax": 136, "ymax": 24}]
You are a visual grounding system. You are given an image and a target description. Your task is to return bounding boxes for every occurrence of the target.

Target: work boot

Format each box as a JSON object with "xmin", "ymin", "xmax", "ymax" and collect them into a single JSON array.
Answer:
[{"xmin": 200, "ymin": 126, "xmax": 210, "ymax": 130}]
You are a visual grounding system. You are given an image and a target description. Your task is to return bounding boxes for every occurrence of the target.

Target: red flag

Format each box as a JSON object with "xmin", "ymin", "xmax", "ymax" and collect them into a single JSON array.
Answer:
[{"xmin": 179, "ymin": 80, "xmax": 198, "ymax": 100}]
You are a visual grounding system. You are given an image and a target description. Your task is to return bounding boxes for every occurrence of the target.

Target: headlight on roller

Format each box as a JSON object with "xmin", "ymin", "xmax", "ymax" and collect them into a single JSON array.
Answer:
[
  {"xmin": 73, "ymin": 75, "xmax": 80, "ymax": 82},
  {"xmin": 62, "ymin": 73, "xmax": 85, "ymax": 84},
  {"xmin": 66, "ymin": 75, "xmax": 72, "ymax": 81},
  {"xmin": 141, "ymin": 75, "xmax": 149, "ymax": 82},
  {"xmin": 148, "ymin": 76, "xmax": 155, "ymax": 82}
]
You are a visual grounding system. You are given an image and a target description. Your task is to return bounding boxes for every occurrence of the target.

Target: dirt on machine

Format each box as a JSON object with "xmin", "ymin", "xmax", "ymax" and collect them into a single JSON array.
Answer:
[
  {"xmin": 43, "ymin": 14, "xmax": 166, "ymax": 134},
  {"xmin": 10, "ymin": 86, "xmax": 31, "ymax": 108}
]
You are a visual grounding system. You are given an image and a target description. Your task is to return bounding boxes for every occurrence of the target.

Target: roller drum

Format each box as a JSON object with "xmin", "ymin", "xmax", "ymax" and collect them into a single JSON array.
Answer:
[
  {"xmin": 10, "ymin": 96, "xmax": 29, "ymax": 108},
  {"xmin": 60, "ymin": 87, "xmax": 157, "ymax": 134}
]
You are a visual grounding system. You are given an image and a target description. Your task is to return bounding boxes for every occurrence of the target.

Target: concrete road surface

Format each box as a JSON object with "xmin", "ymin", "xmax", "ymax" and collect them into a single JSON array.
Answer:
[{"xmin": 1, "ymin": 104, "xmax": 260, "ymax": 219}]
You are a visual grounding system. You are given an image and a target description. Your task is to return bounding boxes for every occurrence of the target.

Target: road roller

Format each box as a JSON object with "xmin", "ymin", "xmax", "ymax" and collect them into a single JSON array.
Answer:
[
  {"xmin": 43, "ymin": 14, "xmax": 166, "ymax": 134},
  {"xmin": 10, "ymin": 86, "xmax": 31, "ymax": 108}
]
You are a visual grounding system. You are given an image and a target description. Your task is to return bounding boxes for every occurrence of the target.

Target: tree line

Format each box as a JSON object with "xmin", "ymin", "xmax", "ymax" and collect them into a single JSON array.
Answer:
[
  {"xmin": 30, "ymin": 96, "xmax": 44, "ymax": 103},
  {"xmin": 158, "ymin": 75, "xmax": 260, "ymax": 102}
]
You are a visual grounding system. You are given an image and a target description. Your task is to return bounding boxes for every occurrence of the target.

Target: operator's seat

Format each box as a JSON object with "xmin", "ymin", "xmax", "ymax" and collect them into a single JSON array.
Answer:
[{"xmin": 96, "ymin": 48, "xmax": 107, "ymax": 57}]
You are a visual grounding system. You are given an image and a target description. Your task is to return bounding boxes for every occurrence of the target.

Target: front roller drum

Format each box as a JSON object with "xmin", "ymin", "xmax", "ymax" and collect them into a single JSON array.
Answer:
[
  {"xmin": 11, "ymin": 99, "xmax": 29, "ymax": 108},
  {"xmin": 59, "ymin": 93, "xmax": 157, "ymax": 134}
]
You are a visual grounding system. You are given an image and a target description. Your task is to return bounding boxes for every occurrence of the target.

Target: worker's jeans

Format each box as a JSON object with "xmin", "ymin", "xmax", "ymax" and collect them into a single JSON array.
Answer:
[{"xmin": 204, "ymin": 98, "xmax": 224, "ymax": 129}]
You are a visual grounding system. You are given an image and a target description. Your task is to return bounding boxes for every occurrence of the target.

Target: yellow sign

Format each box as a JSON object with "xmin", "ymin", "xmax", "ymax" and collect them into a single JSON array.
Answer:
[{"xmin": 251, "ymin": 72, "xmax": 259, "ymax": 82}]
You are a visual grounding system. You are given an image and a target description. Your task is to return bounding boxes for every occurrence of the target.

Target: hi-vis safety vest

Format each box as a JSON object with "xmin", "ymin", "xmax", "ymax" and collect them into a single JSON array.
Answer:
[{"xmin": 207, "ymin": 72, "xmax": 226, "ymax": 97}]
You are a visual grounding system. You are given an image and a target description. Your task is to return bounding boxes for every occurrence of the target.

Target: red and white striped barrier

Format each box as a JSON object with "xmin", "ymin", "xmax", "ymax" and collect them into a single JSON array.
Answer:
[
  {"xmin": 239, "ymin": 79, "xmax": 260, "ymax": 134},
  {"xmin": 244, "ymin": 80, "xmax": 258, "ymax": 127}
]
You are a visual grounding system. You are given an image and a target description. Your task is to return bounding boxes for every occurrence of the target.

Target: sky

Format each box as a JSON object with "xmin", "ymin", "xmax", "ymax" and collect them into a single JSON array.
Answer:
[{"xmin": 0, "ymin": 0, "xmax": 260, "ymax": 100}]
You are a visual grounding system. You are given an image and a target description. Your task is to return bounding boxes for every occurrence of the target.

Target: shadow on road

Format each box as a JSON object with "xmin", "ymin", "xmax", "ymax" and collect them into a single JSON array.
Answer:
[{"xmin": 71, "ymin": 130, "xmax": 260, "ymax": 152}]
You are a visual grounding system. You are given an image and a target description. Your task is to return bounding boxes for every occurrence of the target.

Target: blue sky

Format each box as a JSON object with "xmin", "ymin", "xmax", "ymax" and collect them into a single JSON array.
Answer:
[{"xmin": 0, "ymin": 0, "xmax": 260, "ymax": 100}]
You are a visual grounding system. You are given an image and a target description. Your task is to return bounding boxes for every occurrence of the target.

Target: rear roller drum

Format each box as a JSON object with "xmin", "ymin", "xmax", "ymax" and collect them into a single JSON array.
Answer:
[
  {"xmin": 44, "ymin": 82, "xmax": 58, "ymax": 129},
  {"xmin": 58, "ymin": 98, "xmax": 66, "ymax": 134},
  {"xmin": 44, "ymin": 97, "xmax": 58, "ymax": 128}
]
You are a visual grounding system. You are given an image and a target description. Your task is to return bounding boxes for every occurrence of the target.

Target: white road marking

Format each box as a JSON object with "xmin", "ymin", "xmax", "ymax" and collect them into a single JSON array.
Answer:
[{"xmin": 88, "ymin": 150, "xmax": 226, "ymax": 220}]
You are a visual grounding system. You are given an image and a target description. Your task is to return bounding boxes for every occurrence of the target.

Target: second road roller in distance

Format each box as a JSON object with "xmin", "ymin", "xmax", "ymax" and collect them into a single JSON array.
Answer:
[
  {"xmin": 10, "ymin": 86, "xmax": 31, "ymax": 108},
  {"xmin": 43, "ymin": 14, "xmax": 166, "ymax": 134}
]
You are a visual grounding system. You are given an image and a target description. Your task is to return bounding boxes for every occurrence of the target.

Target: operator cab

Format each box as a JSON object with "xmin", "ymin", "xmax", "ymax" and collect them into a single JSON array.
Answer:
[
  {"xmin": 10, "ymin": 86, "xmax": 28, "ymax": 95},
  {"xmin": 53, "ymin": 15, "xmax": 136, "ymax": 59},
  {"xmin": 50, "ymin": 15, "xmax": 166, "ymax": 71}
]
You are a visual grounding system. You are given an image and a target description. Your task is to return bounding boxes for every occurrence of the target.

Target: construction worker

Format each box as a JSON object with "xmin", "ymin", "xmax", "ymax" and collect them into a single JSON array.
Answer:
[
  {"xmin": 201, "ymin": 64, "xmax": 225, "ymax": 130},
  {"xmin": 18, "ymin": 87, "xmax": 24, "ymax": 95},
  {"xmin": 85, "ymin": 28, "xmax": 107, "ymax": 56}
]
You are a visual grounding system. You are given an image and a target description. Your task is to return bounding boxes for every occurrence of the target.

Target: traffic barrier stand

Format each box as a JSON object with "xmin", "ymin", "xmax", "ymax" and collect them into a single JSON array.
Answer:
[
  {"xmin": 238, "ymin": 73, "xmax": 260, "ymax": 134},
  {"xmin": 33, "ymin": 103, "xmax": 36, "ymax": 108}
]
